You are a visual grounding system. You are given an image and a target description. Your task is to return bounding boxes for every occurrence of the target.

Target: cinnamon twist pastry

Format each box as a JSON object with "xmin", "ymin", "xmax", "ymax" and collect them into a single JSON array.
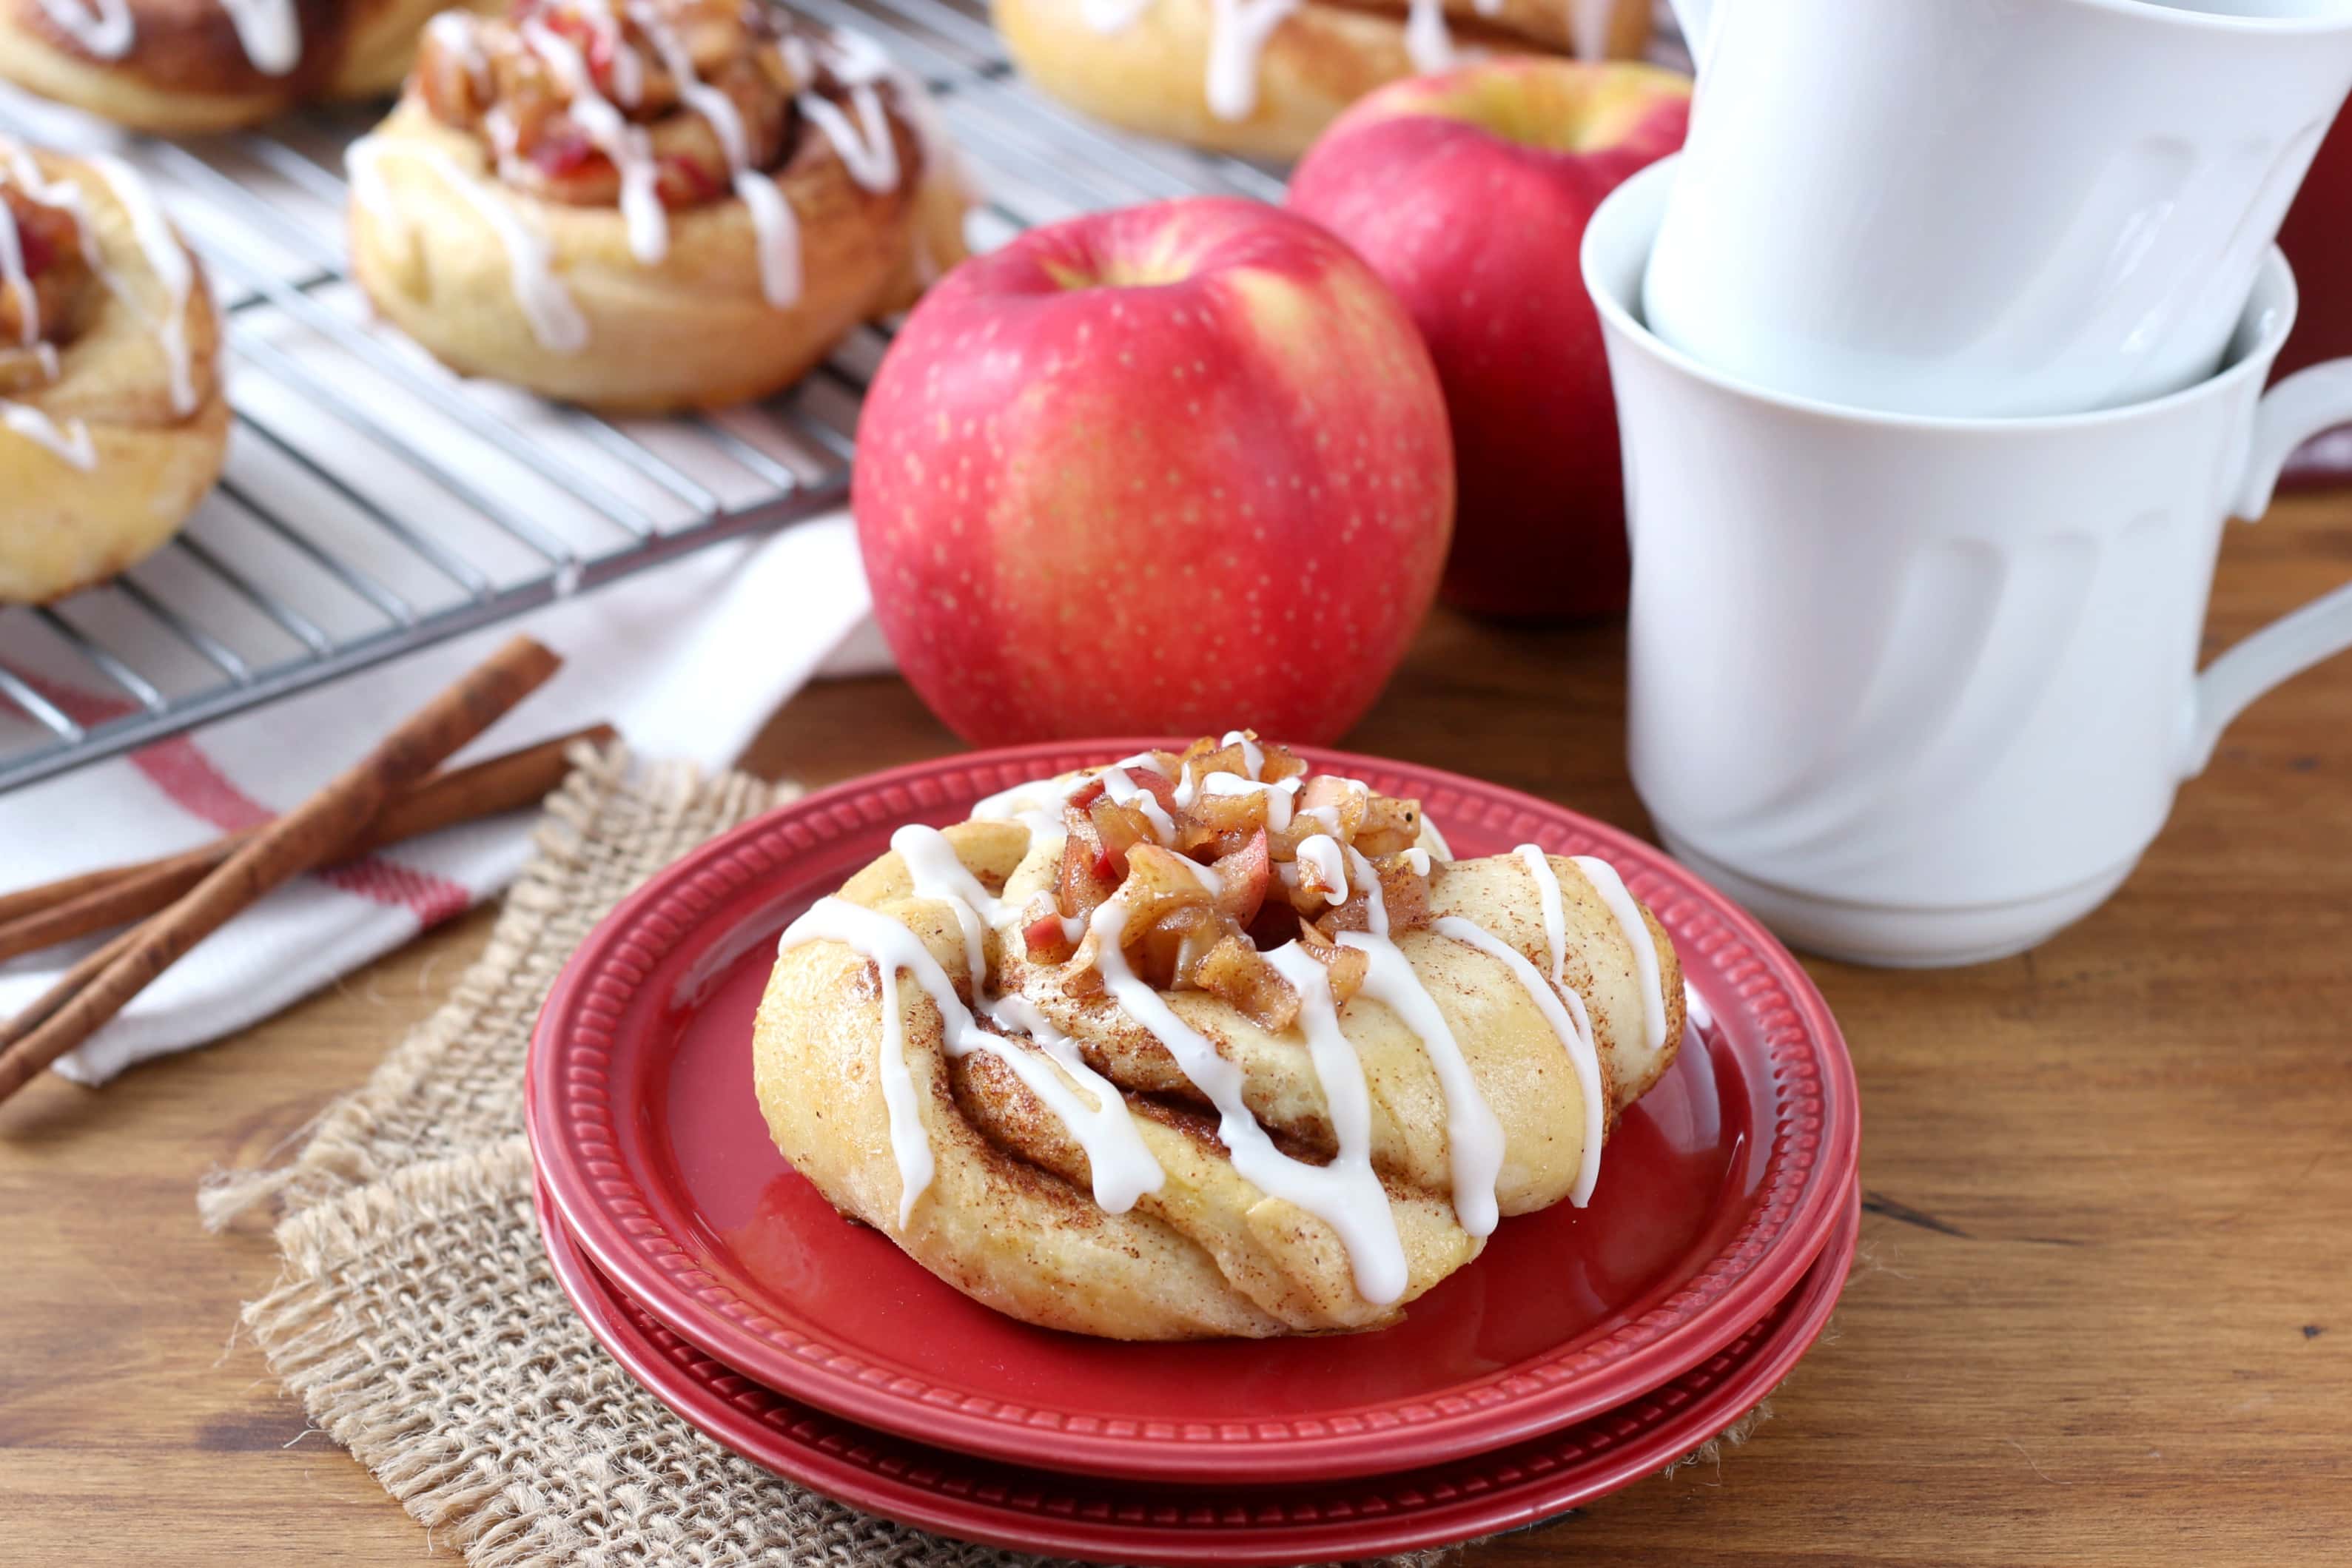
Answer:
[
  {"xmin": 346, "ymin": 0, "xmax": 968, "ymax": 411},
  {"xmin": 0, "ymin": 0, "xmax": 500, "ymax": 131},
  {"xmin": 757, "ymin": 734, "xmax": 1684, "ymax": 1340},
  {"xmin": 995, "ymin": 0, "xmax": 1653, "ymax": 160},
  {"xmin": 2, "ymin": 141, "xmax": 228, "ymax": 605}
]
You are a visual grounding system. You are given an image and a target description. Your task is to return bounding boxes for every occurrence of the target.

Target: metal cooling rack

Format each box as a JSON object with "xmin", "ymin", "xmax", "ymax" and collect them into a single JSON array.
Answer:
[{"xmin": 0, "ymin": 0, "xmax": 1286, "ymax": 794}]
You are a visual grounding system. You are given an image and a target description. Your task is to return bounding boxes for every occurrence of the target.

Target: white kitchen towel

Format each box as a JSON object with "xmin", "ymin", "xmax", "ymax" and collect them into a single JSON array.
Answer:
[{"xmin": 0, "ymin": 515, "xmax": 876, "ymax": 1087}]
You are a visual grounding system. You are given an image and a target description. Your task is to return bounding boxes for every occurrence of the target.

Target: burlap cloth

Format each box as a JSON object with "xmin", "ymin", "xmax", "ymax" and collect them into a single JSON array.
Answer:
[{"xmin": 204, "ymin": 743, "xmax": 1767, "ymax": 1568}]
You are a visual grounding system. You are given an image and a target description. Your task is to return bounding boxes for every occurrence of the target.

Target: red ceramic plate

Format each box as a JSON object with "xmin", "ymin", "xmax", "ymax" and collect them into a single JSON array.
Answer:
[
  {"xmin": 537, "ymin": 1177, "xmax": 1860, "ymax": 1566},
  {"xmin": 528, "ymin": 742, "xmax": 1859, "ymax": 1484}
]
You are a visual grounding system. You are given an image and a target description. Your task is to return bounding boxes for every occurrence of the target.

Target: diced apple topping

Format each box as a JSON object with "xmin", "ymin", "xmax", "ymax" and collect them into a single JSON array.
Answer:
[{"xmin": 1038, "ymin": 732, "xmax": 1434, "ymax": 1026}]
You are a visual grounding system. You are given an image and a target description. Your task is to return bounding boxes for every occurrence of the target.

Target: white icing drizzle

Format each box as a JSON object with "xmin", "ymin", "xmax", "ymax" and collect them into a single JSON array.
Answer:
[
  {"xmin": 1092, "ymin": 898, "xmax": 1410, "ymax": 1299},
  {"xmin": 892, "ymin": 823, "xmax": 1007, "ymax": 926},
  {"xmin": 89, "ymin": 155, "xmax": 195, "ymax": 417},
  {"xmin": 892, "ymin": 822, "xmax": 996, "ymax": 983},
  {"xmin": 1514, "ymin": 844, "xmax": 1568, "ymax": 988},
  {"xmin": 1203, "ymin": 0, "xmax": 1297, "ymax": 121},
  {"xmin": 1404, "ymin": 0, "xmax": 1455, "ymax": 75},
  {"xmin": 1200, "ymin": 771, "xmax": 1301, "ymax": 831},
  {"xmin": 428, "ymin": 11, "xmax": 494, "ymax": 98},
  {"xmin": 824, "ymin": 26, "xmax": 892, "ymax": 84},
  {"xmin": 1337, "ymin": 930, "xmax": 1505, "ymax": 1237},
  {"xmin": 33, "ymin": 341, "xmax": 58, "ymax": 380},
  {"xmin": 731, "ymin": 168, "xmax": 803, "ymax": 306},
  {"xmin": 1434, "ymin": 915, "xmax": 1603, "ymax": 1207},
  {"xmin": 779, "ymin": 895, "xmax": 1166, "ymax": 1223},
  {"xmin": 1081, "ymin": 0, "xmax": 1154, "ymax": 28},
  {"xmin": 796, "ymin": 86, "xmax": 901, "ymax": 193},
  {"xmin": 0, "ymin": 198, "xmax": 33, "ymax": 349},
  {"xmin": 1343, "ymin": 844, "xmax": 1388, "ymax": 935},
  {"xmin": 1101, "ymin": 767, "xmax": 1177, "ymax": 844},
  {"xmin": 0, "ymin": 398, "xmax": 95, "ymax": 468},
  {"xmin": 970, "ymin": 771, "xmax": 1089, "ymax": 842},
  {"xmin": 628, "ymin": 0, "xmax": 803, "ymax": 307},
  {"xmin": 1220, "ymin": 729, "xmax": 1265, "ymax": 779},
  {"xmin": 979, "ymin": 992, "xmax": 1164, "ymax": 1209},
  {"xmin": 523, "ymin": 18, "xmax": 668, "ymax": 263},
  {"xmin": 1294, "ymin": 833, "xmax": 1349, "ymax": 906},
  {"xmin": 1263, "ymin": 942, "xmax": 1409, "ymax": 1304},
  {"xmin": 35, "ymin": 0, "xmax": 132, "ymax": 56},
  {"xmin": 1571, "ymin": 856, "xmax": 1667, "ymax": 1054},
  {"xmin": 1404, "ymin": 847, "xmax": 1431, "ymax": 876},
  {"xmin": 485, "ymin": 106, "xmax": 523, "ymax": 175},
  {"xmin": 346, "ymin": 137, "xmax": 591, "ymax": 354},
  {"xmin": 216, "ymin": 0, "xmax": 300, "ymax": 75}
]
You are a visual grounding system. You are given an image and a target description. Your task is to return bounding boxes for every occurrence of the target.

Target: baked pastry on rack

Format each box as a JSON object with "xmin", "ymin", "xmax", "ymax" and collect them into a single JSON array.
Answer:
[
  {"xmin": 346, "ymin": 0, "xmax": 968, "ymax": 412},
  {"xmin": 995, "ymin": 0, "xmax": 1653, "ymax": 161},
  {"xmin": 0, "ymin": 0, "xmax": 501, "ymax": 131},
  {"xmin": 756, "ymin": 733, "xmax": 1685, "ymax": 1341},
  {"xmin": 2, "ymin": 140, "xmax": 229, "ymax": 605}
]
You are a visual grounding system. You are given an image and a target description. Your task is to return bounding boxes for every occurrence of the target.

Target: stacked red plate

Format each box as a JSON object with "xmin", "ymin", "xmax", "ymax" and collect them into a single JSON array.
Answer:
[{"xmin": 527, "ymin": 742, "xmax": 1861, "ymax": 1564}]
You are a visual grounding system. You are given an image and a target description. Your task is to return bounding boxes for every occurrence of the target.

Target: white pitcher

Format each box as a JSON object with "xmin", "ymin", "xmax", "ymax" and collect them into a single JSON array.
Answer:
[
  {"xmin": 1587, "ymin": 158, "xmax": 2352, "ymax": 966},
  {"xmin": 1650, "ymin": 0, "xmax": 2352, "ymax": 417}
]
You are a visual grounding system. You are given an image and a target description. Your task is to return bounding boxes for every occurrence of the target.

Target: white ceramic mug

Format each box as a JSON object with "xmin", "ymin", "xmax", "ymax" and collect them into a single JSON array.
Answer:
[
  {"xmin": 1586, "ymin": 157, "xmax": 2352, "ymax": 966},
  {"xmin": 1650, "ymin": 0, "xmax": 2352, "ymax": 417}
]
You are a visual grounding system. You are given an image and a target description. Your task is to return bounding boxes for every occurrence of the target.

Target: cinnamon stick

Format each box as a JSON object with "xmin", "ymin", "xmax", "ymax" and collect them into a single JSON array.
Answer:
[
  {"xmin": 0, "ymin": 723, "xmax": 614, "ymax": 963},
  {"xmin": 0, "ymin": 635, "xmax": 561, "ymax": 1104},
  {"xmin": 0, "ymin": 926, "xmax": 138, "ymax": 1059}
]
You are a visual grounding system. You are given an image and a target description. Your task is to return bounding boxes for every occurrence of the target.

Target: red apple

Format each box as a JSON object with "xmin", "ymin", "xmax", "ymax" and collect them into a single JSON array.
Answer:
[
  {"xmin": 1288, "ymin": 61, "xmax": 1691, "ymax": 619},
  {"xmin": 853, "ymin": 197, "xmax": 1452, "ymax": 744}
]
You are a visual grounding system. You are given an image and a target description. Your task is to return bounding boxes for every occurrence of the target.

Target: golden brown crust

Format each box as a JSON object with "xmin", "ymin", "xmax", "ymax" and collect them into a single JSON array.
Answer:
[
  {"xmin": 996, "ymin": 0, "xmax": 1651, "ymax": 160},
  {"xmin": 0, "ymin": 146, "xmax": 229, "ymax": 605},
  {"xmin": 753, "ymin": 801, "xmax": 1685, "ymax": 1341}
]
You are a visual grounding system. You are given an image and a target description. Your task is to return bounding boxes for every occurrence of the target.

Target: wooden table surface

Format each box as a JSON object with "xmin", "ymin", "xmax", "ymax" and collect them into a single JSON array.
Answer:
[{"xmin": 4, "ymin": 492, "xmax": 2349, "ymax": 1568}]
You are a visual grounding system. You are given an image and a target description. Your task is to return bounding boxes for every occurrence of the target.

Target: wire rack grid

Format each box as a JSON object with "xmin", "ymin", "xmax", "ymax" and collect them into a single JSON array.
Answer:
[{"xmin": 0, "ymin": 0, "xmax": 1287, "ymax": 795}]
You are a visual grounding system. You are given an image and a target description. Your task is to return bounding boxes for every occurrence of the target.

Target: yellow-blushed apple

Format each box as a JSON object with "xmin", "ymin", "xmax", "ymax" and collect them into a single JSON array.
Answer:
[
  {"xmin": 1290, "ymin": 61, "xmax": 1690, "ymax": 619},
  {"xmin": 853, "ymin": 198, "xmax": 1453, "ymax": 744}
]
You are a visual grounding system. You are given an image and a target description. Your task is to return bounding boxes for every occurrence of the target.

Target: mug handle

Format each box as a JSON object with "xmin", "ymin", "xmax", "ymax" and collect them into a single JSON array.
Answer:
[{"xmin": 2180, "ymin": 357, "xmax": 2352, "ymax": 776}]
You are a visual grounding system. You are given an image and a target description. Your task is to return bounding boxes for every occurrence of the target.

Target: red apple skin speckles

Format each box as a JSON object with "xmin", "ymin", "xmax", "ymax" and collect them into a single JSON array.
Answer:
[
  {"xmin": 852, "ymin": 197, "xmax": 1454, "ymax": 746},
  {"xmin": 1289, "ymin": 62, "xmax": 1690, "ymax": 620}
]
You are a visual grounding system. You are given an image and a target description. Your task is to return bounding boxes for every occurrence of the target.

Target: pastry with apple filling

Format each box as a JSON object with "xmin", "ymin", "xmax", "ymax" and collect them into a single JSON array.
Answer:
[
  {"xmin": 348, "ymin": 0, "xmax": 967, "ymax": 411},
  {"xmin": 2, "ymin": 141, "xmax": 229, "ymax": 605},
  {"xmin": 756, "ymin": 733, "xmax": 1685, "ymax": 1340}
]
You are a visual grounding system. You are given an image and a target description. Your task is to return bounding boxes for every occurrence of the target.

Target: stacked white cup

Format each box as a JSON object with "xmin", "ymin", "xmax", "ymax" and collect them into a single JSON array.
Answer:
[{"xmin": 1588, "ymin": 0, "xmax": 2352, "ymax": 966}]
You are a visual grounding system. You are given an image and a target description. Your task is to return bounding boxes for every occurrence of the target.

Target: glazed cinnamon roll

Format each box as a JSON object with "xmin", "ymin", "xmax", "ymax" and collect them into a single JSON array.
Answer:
[
  {"xmin": 346, "ymin": 0, "xmax": 967, "ymax": 411},
  {"xmin": 995, "ymin": 0, "xmax": 1653, "ymax": 160},
  {"xmin": 0, "ymin": 0, "xmax": 500, "ymax": 131},
  {"xmin": 1, "ymin": 141, "xmax": 229, "ymax": 606},
  {"xmin": 756, "ymin": 733, "xmax": 1685, "ymax": 1340}
]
